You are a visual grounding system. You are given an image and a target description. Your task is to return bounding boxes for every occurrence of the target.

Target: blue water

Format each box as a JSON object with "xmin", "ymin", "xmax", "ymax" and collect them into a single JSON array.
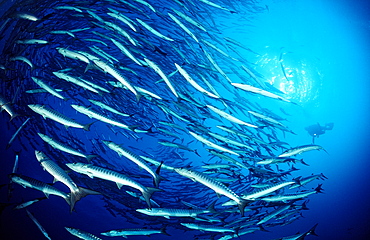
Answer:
[{"xmin": 1, "ymin": 0, "xmax": 370, "ymax": 239}]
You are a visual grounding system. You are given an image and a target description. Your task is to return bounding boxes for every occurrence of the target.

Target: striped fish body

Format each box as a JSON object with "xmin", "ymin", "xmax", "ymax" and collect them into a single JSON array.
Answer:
[
  {"xmin": 242, "ymin": 181, "xmax": 295, "ymax": 200},
  {"xmin": 136, "ymin": 207, "xmax": 211, "ymax": 219},
  {"xmin": 65, "ymin": 227, "xmax": 102, "ymax": 240},
  {"xmin": 102, "ymin": 140, "xmax": 162, "ymax": 187},
  {"xmin": 28, "ymin": 104, "xmax": 92, "ymax": 130},
  {"xmin": 37, "ymin": 133, "xmax": 95, "ymax": 162},
  {"xmin": 181, "ymin": 223, "xmax": 235, "ymax": 233},
  {"xmin": 35, "ymin": 151, "xmax": 79, "ymax": 193},
  {"xmin": 279, "ymin": 144, "xmax": 325, "ymax": 158},
  {"xmin": 10, "ymin": 174, "xmax": 69, "ymax": 201},
  {"xmin": 174, "ymin": 168, "xmax": 247, "ymax": 215},
  {"xmin": 101, "ymin": 228, "xmax": 166, "ymax": 237},
  {"xmin": 71, "ymin": 104, "xmax": 135, "ymax": 131},
  {"xmin": 66, "ymin": 163, "xmax": 160, "ymax": 208}
]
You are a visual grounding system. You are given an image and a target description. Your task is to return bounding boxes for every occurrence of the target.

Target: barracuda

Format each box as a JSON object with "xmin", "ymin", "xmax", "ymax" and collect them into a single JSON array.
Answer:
[
  {"xmin": 10, "ymin": 174, "xmax": 70, "ymax": 204},
  {"xmin": 37, "ymin": 133, "xmax": 97, "ymax": 162},
  {"xmin": 257, "ymin": 205, "xmax": 291, "ymax": 225},
  {"xmin": 189, "ymin": 131, "xmax": 240, "ymax": 156},
  {"xmin": 136, "ymin": 206, "xmax": 215, "ymax": 219},
  {"xmin": 181, "ymin": 223, "xmax": 235, "ymax": 233},
  {"xmin": 102, "ymin": 140, "xmax": 164, "ymax": 187},
  {"xmin": 206, "ymin": 105, "xmax": 258, "ymax": 128},
  {"xmin": 35, "ymin": 151, "xmax": 99, "ymax": 212},
  {"xmin": 66, "ymin": 162, "xmax": 161, "ymax": 208},
  {"xmin": 31, "ymin": 77, "xmax": 66, "ymax": 100},
  {"xmin": 279, "ymin": 144, "xmax": 326, "ymax": 158},
  {"xmin": 101, "ymin": 227, "xmax": 168, "ymax": 238},
  {"xmin": 231, "ymin": 82, "xmax": 292, "ymax": 103},
  {"xmin": 65, "ymin": 227, "xmax": 102, "ymax": 240},
  {"xmin": 107, "ymin": 12, "xmax": 137, "ymax": 32},
  {"xmin": 91, "ymin": 59, "xmax": 139, "ymax": 100},
  {"xmin": 88, "ymin": 99, "xmax": 129, "ymax": 117},
  {"xmin": 261, "ymin": 191, "xmax": 317, "ymax": 202},
  {"xmin": 28, "ymin": 104, "xmax": 93, "ymax": 131},
  {"xmin": 168, "ymin": 13, "xmax": 199, "ymax": 42},
  {"xmin": 242, "ymin": 181, "xmax": 295, "ymax": 200},
  {"xmin": 174, "ymin": 167, "xmax": 248, "ymax": 216},
  {"xmin": 111, "ymin": 38, "xmax": 142, "ymax": 66},
  {"xmin": 10, "ymin": 56, "xmax": 34, "ymax": 69},
  {"xmin": 71, "ymin": 104, "xmax": 137, "ymax": 131},
  {"xmin": 175, "ymin": 63, "xmax": 219, "ymax": 98},
  {"xmin": 52, "ymin": 72, "xmax": 99, "ymax": 94},
  {"xmin": 144, "ymin": 57, "xmax": 179, "ymax": 98},
  {"xmin": 136, "ymin": 18, "xmax": 174, "ymax": 41}
]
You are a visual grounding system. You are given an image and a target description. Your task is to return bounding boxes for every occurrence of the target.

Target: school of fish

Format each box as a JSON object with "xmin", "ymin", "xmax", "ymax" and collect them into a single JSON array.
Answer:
[{"xmin": 0, "ymin": 0, "xmax": 326, "ymax": 239}]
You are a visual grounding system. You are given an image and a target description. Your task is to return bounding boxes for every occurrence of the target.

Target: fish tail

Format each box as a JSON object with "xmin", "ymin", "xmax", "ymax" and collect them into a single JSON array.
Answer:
[
  {"xmin": 83, "ymin": 122, "xmax": 94, "ymax": 131},
  {"xmin": 69, "ymin": 187, "xmax": 100, "ymax": 212},
  {"xmin": 153, "ymin": 162, "xmax": 167, "ymax": 187},
  {"xmin": 308, "ymin": 223, "xmax": 319, "ymax": 236},
  {"xmin": 160, "ymin": 226, "xmax": 170, "ymax": 236},
  {"xmin": 85, "ymin": 154, "xmax": 98, "ymax": 163},
  {"xmin": 10, "ymin": 113, "xmax": 21, "ymax": 121},
  {"xmin": 136, "ymin": 93, "xmax": 142, "ymax": 102},
  {"xmin": 153, "ymin": 174, "xmax": 167, "ymax": 188},
  {"xmin": 142, "ymin": 187, "xmax": 162, "ymax": 209},
  {"xmin": 238, "ymin": 199, "xmax": 248, "ymax": 217},
  {"xmin": 128, "ymin": 125, "xmax": 141, "ymax": 131},
  {"xmin": 207, "ymin": 200, "xmax": 217, "ymax": 213}
]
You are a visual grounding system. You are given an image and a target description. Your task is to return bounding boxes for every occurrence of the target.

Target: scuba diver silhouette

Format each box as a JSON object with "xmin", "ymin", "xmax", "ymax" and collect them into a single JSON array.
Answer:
[{"xmin": 305, "ymin": 123, "xmax": 334, "ymax": 143}]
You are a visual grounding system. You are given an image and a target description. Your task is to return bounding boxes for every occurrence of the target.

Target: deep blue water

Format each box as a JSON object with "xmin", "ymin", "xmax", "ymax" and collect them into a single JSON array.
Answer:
[{"xmin": 1, "ymin": 0, "xmax": 370, "ymax": 239}]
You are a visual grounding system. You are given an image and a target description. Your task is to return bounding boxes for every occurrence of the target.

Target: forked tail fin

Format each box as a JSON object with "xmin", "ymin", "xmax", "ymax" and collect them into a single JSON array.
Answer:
[
  {"xmin": 142, "ymin": 187, "xmax": 162, "ymax": 209},
  {"xmin": 69, "ymin": 187, "xmax": 100, "ymax": 212}
]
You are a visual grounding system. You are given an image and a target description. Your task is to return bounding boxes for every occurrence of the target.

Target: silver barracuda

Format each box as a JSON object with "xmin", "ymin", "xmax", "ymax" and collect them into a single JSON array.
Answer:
[
  {"xmin": 107, "ymin": 12, "xmax": 137, "ymax": 32},
  {"xmin": 65, "ymin": 227, "xmax": 102, "ymax": 240},
  {"xmin": 88, "ymin": 99, "xmax": 129, "ymax": 117},
  {"xmin": 261, "ymin": 191, "xmax": 317, "ymax": 202},
  {"xmin": 37, "ymin": 133, "xmax": 97, "ymax": 162},
  {"xmin": 111, "ymin": 38, "xmax": 142, "ymax": 66},
  {"xmin": 10, "ymin": 56, "xmax": 34, "ymax": 69},
  {"xmin": 180, "ymin": 223, "xmax": 235, "ymax": 233},
  {"xmin": 16, "ymin": 39, "xmax": 48, "ymax": 44},
  {"xmin": 279, "ymin": 144, "xmax": 326, "ymax": 158},
  {"xmin": 71, "ymin": 104, "xmax": 138, "ymax": 131},
  {"xmin": 248, "ymin": 110, "xmax": 286, "ymax": 127},
  {"xmin": 66, "ymin": 162, "xmax": 160, "ymax": 208},
  {"xmin": 0, "ymin": 93, "xmax": 20, "ymax": 121},
  {"xmin": 10, "ymin": 174, "xmax": 70, "ymax": 205},
  {"xmin": 174, "ymin": 167, "xmax": 248, "ymax": 216},
  {"xmin": 189, "ymin": 131, "xmax": 240, "ymax": 156},
  {"xmin": 31, "ymin": 77, "xmax": 66, "ymax": 100},
  {"xmin": 136, "ymin": 18, "xmax": 174, "ymax": 41},
  {"xmin": 101, "ymin": 227, "xmax": 168, "ymax": 238},
  {"xmin": 56, "ymin": 47, "xmax": 90, "ymax": 64},
  {"xmin": 175, "ymin": 63, "xmax": 219, "ymax": 98},
  {"xmin": 136, "ymin": 206, "xmax": 215, "ymax": 219},
  {"xmin": 91, "ymin": 59, "xmax": 139, "ymax": 100},
  {"xmin": 242, "ymin": 181, "xmax": 295, "ymax": 200},
  {"xmin": 257, "ymin": 205, "xmax": 291, "ymax": 225},
  {"xmin": 102, "ymin": 140, "xmax": 164, "ymax": 187},
  {"xmin": 144, "ymin": 57, "xmax": 179, "ymax": 98},
  {"xmin": 206, "ymin": 105, "xmax": 258, "ymax": 128},
  {"xmin": 52, "ymin": 72, "xmax": 99, "ymax": 94},
  {"xmin": 168, "ymin": 13, "xmax": 199, "ymax": 42},
  {"xmin": 26, "ymin": 210, "xmax": 52, "ymax": 240},
  {"xmin": 231, "ymin": 82, "xmax": 292, "ymax": 103},
  {"xmin": 28, "ymin": 104, "xmax": 93, "ymax": 131},
  {"xmin": 172, "ymin": 8, "xmax": 207, "ymax": 32},
  {"xmin": 14, "ymin": 197, "xmax": 47, "ymax": 210},
  {"xmin": 35, "ymin": 151, "xmax": 99, "ymax": 212}
]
